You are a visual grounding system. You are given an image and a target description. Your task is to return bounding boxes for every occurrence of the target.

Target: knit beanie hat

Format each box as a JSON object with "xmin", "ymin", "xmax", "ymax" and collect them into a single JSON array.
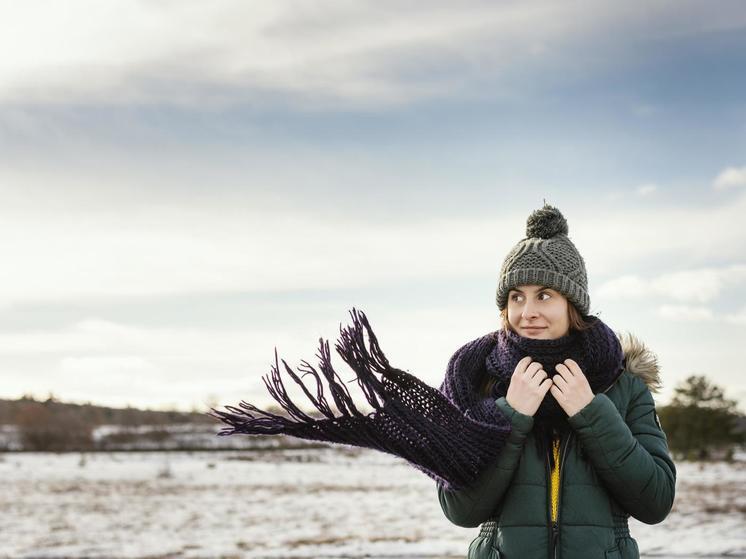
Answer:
[{"xmin": 495, "ymin": 203, "xmax": 590, "ymax": 316}]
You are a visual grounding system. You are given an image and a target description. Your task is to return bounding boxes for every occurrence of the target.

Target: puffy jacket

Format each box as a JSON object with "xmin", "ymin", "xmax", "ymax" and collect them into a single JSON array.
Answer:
[{"xmin": 436, "ymin": 333, "xmax": 676, "ymax": 559}]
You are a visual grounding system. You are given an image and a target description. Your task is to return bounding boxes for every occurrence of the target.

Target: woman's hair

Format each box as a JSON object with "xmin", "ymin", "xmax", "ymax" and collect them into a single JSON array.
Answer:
[{"xmin": 480, "ymin": 301, "xmax": 592, "ymax": 397}]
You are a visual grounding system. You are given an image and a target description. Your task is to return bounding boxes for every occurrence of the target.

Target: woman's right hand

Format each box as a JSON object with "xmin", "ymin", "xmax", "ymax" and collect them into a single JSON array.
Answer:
[{"xmin": 505, "ymin": 356, "xmax": 552, "ymax": 417}]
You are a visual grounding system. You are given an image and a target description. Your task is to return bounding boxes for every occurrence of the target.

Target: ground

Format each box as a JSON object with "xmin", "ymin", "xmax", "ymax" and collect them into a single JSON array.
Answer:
[{"xmin": 1, "ymin": 448, "xmax": 744, "ymax": 558}]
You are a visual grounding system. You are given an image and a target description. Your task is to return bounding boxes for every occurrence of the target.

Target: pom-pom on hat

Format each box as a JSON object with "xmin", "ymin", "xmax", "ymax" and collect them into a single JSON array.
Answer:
[{"xmin": 496, "ymin": 202, "xmax": 590, "ymax": 315}]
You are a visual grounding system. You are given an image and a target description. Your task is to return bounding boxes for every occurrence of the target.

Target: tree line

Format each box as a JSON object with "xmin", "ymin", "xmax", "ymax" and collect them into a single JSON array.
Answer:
[
  {"xmin": 0, "ymin": 395, "xmax": 214, "ymax": 452},
  {"xmin": 1, "ymin": 376, "xmax": 744, "ymax": 457},
  {"xmin": 657, "ymin": 375, "xmax": 745, "ymax": 460}
]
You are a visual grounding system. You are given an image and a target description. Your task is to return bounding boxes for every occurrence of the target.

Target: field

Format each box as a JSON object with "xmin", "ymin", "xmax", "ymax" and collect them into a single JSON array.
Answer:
[{"xmin": 1, "ymin": 448, "xmax": 744, "ymax": 558}]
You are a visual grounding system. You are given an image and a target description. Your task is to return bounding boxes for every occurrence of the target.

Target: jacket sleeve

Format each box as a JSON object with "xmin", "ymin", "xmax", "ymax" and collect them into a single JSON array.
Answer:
[
  {"xmin": 436, "ymin": 396, "xmax": 534, "ymax": 528},
  {"xmin": 567, "ymin": 377, "xmax": 677, "ymax": 524}
]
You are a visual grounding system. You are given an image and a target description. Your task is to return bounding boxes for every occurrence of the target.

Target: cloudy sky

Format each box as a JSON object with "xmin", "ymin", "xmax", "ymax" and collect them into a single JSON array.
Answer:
[{"xmin": 1, "ymin": 0, "xmax": 745, "ymax": 414}]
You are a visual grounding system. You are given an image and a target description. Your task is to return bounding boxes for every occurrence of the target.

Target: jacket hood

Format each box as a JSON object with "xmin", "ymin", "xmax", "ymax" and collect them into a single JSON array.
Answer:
[{"xmin": 616, "ymin": 331, "xmax": 662, "ymax": 393}]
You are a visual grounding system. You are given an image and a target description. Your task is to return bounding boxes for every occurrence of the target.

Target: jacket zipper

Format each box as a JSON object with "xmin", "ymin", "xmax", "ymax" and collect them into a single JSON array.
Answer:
[
  {"xmin": 547, "ymin": 372, "xmax": 619, "ymax": 559},
  {"xmin": 548, "ymin": 430, "xmax": 573, "ymax": 559}
]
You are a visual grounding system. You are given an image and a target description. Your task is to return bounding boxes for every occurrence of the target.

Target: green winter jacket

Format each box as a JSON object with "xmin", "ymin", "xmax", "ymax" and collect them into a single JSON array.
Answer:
[{"xmin": 437, "ymin": 333, "xmax": 676, "ymax": 559}]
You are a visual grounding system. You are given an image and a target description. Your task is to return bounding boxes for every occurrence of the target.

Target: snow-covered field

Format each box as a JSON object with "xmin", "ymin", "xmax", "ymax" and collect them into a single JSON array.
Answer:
[{"xmin": 1, "ymin": 448, "xmax": 744, "ymax": 558}]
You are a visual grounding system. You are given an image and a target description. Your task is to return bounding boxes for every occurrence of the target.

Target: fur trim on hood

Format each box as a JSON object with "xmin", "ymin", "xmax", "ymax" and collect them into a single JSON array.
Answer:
[{"xmin": 617, "ymin": 331, "xmax": 662, "ymax": 393}]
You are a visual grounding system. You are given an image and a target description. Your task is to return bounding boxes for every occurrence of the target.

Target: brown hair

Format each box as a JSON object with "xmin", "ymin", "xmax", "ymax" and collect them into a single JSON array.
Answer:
[{"xmin": 480, "ymin": 301, "xmax": 592, "ymax": 397}]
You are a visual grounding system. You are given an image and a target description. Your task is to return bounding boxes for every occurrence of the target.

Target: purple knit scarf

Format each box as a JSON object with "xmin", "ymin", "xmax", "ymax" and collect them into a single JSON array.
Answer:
[
  {"xmin": 211, "ymin": 309, "xmax": 624, "ymax": 491},
  {"xmin": 485, "ymin": 317, "xmax": 625, "ymax": 464}
]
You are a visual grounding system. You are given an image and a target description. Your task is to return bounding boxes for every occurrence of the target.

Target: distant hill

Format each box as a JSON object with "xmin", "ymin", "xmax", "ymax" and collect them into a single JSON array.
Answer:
[
  {"xmin": 0, "ymin": 396, "xmax": 214, "ymax": 426},
  {"xmin": 0, "ymin": 396, "xmax": 332, "ymax": 452}
]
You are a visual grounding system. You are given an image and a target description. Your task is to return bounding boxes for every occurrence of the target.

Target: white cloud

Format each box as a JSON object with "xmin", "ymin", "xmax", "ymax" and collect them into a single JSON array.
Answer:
[
  {"xmin": 0, "ymin": 203, "xmax": 524, "ymax": 307},
  {"xmin": 1, "ymin": 1, "xmax": 745, "ymax": 108},
  {"xmin": 657, "ymin": 305, "xmax": 713, "ymax": 321},
  {"xmin": 635, "ymin": 183, "xmax": 658, "ymax": 196},
  {"xmin": 1, "ymin": 186, "xmax": 746, "ymax": 308},
  {"xmin": 605, "ymin": 183, "xmax": 658, "ymax": 202},
  {"xmin": 596, "ymin": 264, "xmax": 746, "ymax": 303},
  {"xmin": 0, "ymin": 317, "xmax": 298, "ymax": 361},
  {"xmin": 649, "ymin": 267, "xmax": 746, "ymax": 303},
  {"xmin": 0, "ymin": 316, "xmax": 334, "ymax": 409},
  {"xmin": 655, "ymin": 303, "xmax": 746, "ymax": 324},
  {"xmin": 61, "ymin": 355, "xmax": 157, "ymax": 374},
  {"xmin": 575, "ymin": 191, "xmax": 746, "ymax": 275},
  {"xmin": 0, "ymin": 304, "xmax": 495, "ymax": 410},
  {"xmin": 595, "ymin": 275, "xmax": 647, "ymax": 298},
  {"xmin": 59, "ymin": 355, "xmax": 161, "ymax": 388},
  {"xmin": 725, "ymin": 307, "xmax": 746, "ymax": 326},
  {"xmin": 0, "ymin": 1, "xmax": 550, "ymax": 107},
  {"xmin": 713, "ymin": 166, "xmax": 746, "ymax": 190}
]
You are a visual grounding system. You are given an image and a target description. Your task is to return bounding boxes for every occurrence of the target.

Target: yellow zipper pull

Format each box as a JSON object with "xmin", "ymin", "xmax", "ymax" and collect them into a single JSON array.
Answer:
[{"xmin": 550, "ymin": 435, "xmax": 561, "ymax": 522}]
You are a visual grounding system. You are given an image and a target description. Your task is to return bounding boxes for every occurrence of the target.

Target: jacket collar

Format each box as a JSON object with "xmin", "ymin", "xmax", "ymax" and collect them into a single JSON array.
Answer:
[{"xmin": 617, "ymin": 332, "xmax": 662, "ymax": 393}]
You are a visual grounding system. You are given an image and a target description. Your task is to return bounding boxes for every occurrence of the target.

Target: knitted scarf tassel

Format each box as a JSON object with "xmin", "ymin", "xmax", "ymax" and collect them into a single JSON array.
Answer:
[{"xmin": 210, "ymin": 308, "xmax": 511, "ymax": 490}]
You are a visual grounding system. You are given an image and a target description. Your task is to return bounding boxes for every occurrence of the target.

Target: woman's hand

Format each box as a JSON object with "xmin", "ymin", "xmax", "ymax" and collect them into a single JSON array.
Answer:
[
  {"xmin": 550, "ymin": 358, "xmax": 594, "ymax": 417},
  {"xmin": 505, "ymin": 356, "xmax": 553, "ymax": 416}
]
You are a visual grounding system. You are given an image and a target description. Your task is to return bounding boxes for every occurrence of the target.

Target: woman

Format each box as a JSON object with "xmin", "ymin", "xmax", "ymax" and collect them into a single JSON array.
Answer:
[
  {"xmin": 437, "ymin": 204, "xmax": 676, "ymax": 559},
  {"xmin": 212, "ymin": 203, "xmax": 675, "ymax": 559}
]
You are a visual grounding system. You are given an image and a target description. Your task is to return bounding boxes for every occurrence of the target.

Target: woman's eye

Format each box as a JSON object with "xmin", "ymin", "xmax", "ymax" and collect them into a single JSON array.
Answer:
[{"xmin": 511, "ymin": 292, "xmax": 549, "ymax": 302}]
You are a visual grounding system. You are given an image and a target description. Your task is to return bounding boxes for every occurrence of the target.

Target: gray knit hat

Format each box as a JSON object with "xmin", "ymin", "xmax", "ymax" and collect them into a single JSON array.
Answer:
[{"xmin": 496, "ymin": 203, "xmax": 590, "ymax": 315}]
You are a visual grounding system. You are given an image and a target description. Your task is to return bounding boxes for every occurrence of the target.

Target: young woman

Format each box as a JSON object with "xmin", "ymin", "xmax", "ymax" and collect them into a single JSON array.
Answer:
[
  {"xmin": 436, "ymin": 205, "xmax": 676, "ymax": 559},
  {"xmin": 213, "ymin": 203, "xmax": 676, "ymax": 559}
]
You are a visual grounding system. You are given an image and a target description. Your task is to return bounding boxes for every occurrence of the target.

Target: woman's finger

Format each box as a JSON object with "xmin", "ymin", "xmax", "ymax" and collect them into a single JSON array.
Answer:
[
  {"xmin": 549, "ymin": 384, "xmax": 563, "ymax": 399},
  {"xmin": 552, "ymin": 373, "xmax": 569, "ymax": 390},
  {"xmin": 514, "ymin": 356, "xmax": 533, "ymax": 375},
  {"xmin": 554, "ymin": 363, "xmax": 571, "ymax": 380},
  {"xmin": 540, "ymin": 378, "xmax": 553, "ymax": 394},
  {"xmin": 530, "ymin": 369, "xmax": 548, "ymax": 385},
  {"xmin": 563, "ymin": 359, "xmax": 580, "ymax": 376}
]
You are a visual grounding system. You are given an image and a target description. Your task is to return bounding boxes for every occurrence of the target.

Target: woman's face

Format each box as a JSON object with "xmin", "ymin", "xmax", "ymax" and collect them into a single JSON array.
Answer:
[{"xmin": 507, "ymin": 284, "xmax": 570, "ymax": 340}]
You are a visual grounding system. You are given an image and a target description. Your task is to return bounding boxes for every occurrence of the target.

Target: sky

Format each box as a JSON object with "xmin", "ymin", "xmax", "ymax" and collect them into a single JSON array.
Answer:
[{"xmin": 1, "ymin": 0, "xmax": 745, "ymax": 414}]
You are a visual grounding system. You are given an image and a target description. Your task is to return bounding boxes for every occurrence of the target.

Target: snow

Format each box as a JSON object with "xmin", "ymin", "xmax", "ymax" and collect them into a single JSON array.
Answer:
[
  {"xmin": 0, "ymin": 448, "xmax": 743, "ymax": 558},
  {"xmin": 0, "ymin": 425, "xmax": 22, "ymax": 451}
]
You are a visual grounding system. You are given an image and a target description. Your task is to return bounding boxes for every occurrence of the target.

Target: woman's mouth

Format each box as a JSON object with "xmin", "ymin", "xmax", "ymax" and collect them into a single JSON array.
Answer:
[{"xmin": 522, "ymin": 326, "xmax": 547, "ymax": 332}]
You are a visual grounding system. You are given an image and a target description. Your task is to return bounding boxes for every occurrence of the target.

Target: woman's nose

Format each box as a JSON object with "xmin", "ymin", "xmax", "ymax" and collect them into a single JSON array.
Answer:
[{"xmin": 522, "ymin": 301, "xmax": 539, "ymax": 318}]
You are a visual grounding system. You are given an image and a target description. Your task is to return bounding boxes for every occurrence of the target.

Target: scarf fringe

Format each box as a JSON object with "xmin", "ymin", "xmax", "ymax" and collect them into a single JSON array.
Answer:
[
  {"xmin": 209, "ymin": 308, "xmax": 512, "ymax": 490},
  {"xmin": 209, "ymin": 309, "xmax": 392, "ymax": 433}
]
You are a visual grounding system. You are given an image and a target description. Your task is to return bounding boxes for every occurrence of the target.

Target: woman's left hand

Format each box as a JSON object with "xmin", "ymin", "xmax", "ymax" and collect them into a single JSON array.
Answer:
[{"xmin": 550, "ymin": 359, "xmax": 595, "ymax": 417}]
